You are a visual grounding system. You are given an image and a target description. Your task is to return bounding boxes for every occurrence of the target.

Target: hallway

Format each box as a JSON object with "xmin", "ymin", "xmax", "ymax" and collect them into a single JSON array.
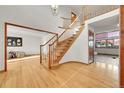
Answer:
[{"xmin": 0, "ymin": 56, "xmax": 119, "ymax": 88}]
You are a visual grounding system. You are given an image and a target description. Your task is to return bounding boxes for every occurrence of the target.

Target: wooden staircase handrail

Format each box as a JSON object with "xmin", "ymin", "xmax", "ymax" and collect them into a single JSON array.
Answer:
[
  {"xmin": 40, "ymin": 34, "xmax": 58, "ymax": 64},
  {"xmin": 40, "ymin": 34, "xmax": 58, "ymax": 47},
  {"xmin": 60, "ymin": 17, "xmax": 71, "ymax": 20},
  {"xmin": 60, "ymin": 17, "xmax": 80, "ymax": 22},
  {"xmin": 58, "ymin": 26, "xmax": 70, "ymax": 29},
  {"xmin": 49, "ymin": 15, "xmax": 79, "ymax": 46}
]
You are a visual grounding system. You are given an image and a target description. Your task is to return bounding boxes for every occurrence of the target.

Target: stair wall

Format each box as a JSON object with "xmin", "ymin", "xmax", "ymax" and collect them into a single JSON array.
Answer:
[{"xmin": 59, "ymin": 24, "xmax": 89, "ymax": 64}]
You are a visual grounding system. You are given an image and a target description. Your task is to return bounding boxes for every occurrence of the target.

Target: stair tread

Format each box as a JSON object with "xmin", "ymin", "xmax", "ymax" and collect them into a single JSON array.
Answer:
[
  {"xmin": 55, "ymin": 50, "xmax": 65, "ymax": 53},
  {"xmin": 58, "ymin": 41, "xmax": 72, "ymax": 45},
  {"xmin": 57, "ymin": 47, "xmax": 68, "ymax": 50},
  {"xmin": 58, "ymin": 37, "xmax": 74, "ymax": 43},
  {"xmin": 56, "ymin": 45, "xmax": 67, "ymax": 48}
]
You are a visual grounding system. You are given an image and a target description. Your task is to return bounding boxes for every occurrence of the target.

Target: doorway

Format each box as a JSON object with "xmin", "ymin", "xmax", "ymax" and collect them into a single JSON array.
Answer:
[
  {"xmin": 88, "ymin": 30, "xmax": 94, "ymax": 63},
  {"xmin": 4, "ymin": 22, "xmax": 56, "ymax": 71},
  {"xmin": 88, "ymin": 14, "xmax": 120, "ymax": 87}
]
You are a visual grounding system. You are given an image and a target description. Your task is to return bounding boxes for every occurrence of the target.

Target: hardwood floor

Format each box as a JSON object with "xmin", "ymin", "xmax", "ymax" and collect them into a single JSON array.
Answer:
[{"xmin": 0, "ymin": 56, "xmax": 119, "ymax": 88}]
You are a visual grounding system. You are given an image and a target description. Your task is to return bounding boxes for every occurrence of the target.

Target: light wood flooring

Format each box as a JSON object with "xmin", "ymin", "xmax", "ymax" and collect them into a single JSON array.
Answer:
[{"xmin": 0, "ymin": 56, "xmax": 119, "ymax": 88}]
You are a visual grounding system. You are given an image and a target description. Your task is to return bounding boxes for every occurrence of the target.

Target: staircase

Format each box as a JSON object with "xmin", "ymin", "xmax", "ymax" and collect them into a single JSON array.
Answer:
[
  {"xmin": 40, "ymin": 16, "xmax": 83, "ymax": 69},
  {"xmin": 50, "ymin": 26, "xmax": 83, "ymax": 67},
  {"xmin": 40, "ymin": 6, "xmax": 118, "ymax": 69}
]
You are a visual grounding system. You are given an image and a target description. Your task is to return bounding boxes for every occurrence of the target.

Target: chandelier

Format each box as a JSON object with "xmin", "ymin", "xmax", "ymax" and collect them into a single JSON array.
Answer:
[{"xmin": 51, "ymin": 5, "xmax": 59, "ymax": 16}]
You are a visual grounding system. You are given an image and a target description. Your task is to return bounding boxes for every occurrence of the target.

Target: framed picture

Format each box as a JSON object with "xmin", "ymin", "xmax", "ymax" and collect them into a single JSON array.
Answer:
[
  {"xmin": 7, "ymin": 37, "xmax": 22, "ymax": 47},
  {"xmin": 95, "ymin": 31, "xmax": 119, "ymax": 49}
]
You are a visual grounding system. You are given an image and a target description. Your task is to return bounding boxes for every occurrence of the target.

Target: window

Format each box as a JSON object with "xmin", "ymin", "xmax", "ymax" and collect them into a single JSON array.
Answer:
[
  {"xmin": 89, "ymin": 40, "xmax": 94, "ymax": 48},
  {"xmin": 95, "ymin": 31, "xmax": 119, "ymax": 48},
  {"xmin": 96, "ymin": 40, "xmax": 106, "ymax": 48},
  {"xmin": 106, "ymin": 39, "xmax": 114, "ymax": 48},
  {"xmin": 114, "ymin": 38, "xmax": 119, "ymax": 48}
]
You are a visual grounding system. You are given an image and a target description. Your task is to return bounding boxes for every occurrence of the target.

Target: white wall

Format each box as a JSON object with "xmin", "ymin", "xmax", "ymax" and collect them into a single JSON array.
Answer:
[
  {"xmin": 7, "ymin": 29, "xmax": 42, "ymax": 56},
  {"xmin": 0, "ymin": 5, "xmax": 73, "ymax": 71}
]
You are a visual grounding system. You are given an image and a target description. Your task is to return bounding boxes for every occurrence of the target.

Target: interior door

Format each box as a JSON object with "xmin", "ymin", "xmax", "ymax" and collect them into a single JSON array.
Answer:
[{"xmin": 88, "ymin": 30, "xmax": 94, "ymax": 63}]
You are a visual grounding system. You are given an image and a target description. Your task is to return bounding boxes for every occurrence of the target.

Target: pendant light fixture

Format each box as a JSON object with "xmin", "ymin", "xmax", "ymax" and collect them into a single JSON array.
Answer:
[{"xmin": 51, "ymin": 5, "xmax": 59, "ymax": 16}]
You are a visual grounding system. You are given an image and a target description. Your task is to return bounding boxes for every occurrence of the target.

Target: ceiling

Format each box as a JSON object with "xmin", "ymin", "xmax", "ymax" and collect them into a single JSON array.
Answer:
[
  {"xmin": 68, "ymin": 5, "xmax": 119, "ymax": 13},
  {"xmin": 89, "ymin": 14, "xmax": 119, "ymax": 32}
]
